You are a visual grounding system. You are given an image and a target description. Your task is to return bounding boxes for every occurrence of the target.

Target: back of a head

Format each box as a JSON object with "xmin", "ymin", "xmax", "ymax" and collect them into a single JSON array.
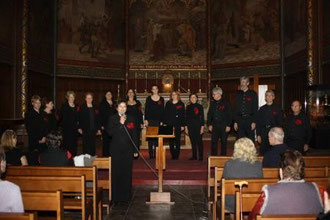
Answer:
[
  {"xmin": 233, "ymin": 137, "xmax": 257, "ymax": 164},
  {"xmin": 0, "ymin": 129, "xmax": 17, "ymax": 151},
  {"xmin": 269, "ymin": 127, "xmax": 284, "ymax": 144},
  {"xmin": 46, "ymin": 131, "xmax": 62, "ymax": 149},
  {"xmin": 280, "ymin": 150, "xmax": 305, "ymax": 180},
  {"xmin": 0, "ymin": 147, "xmax": 5, "ymax": 175}
]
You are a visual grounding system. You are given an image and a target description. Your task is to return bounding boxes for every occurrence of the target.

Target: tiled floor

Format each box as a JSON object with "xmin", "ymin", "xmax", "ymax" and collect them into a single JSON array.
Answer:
[{"xmin": 105, "ymin": 185, "xmax": 210, "ymax": 220}]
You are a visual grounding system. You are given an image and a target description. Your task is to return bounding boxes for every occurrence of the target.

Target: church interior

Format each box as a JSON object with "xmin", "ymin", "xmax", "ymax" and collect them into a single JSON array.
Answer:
[{"xmin": 0, "ymin": 0, "xmax": 330, "ymax": 219}]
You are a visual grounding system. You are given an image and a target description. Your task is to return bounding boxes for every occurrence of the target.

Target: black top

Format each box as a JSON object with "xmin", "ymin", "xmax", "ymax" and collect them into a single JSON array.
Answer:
[
  {"xmin": 234, "ymin": 89, "xmax": 258, "ymax": 123},
  {"xmin": 60, "ymin": 102, "xmax": 79, "ymax": 132},
  {"xmin": 39, "ymin": 148, "xmax": 73, "ymax": 166},
  {"xmin": 262, "ymin": 143, "xmax": 289, "ymax": 168},
  {"xmin": 284, "ymin": 112, "xmax": 312, "ymax": 145},
  {"xmin": 41, "ymin": 110, "xmax": 58, "ymax": 134},
  {"xmin": 99, "ymin": 99, "xmax": 116, "ymax": 128},
  {"xmin": 25, "ymin": 108, "xmax": 47, "ymax": 148},
  {"xmin": 256, "ymin": 103, "xmax": 283, "ymax": 135},
  {"xmin": 5, "ymin": 148, "xmax": 24, "ymax": 165},
  {"xmin": 207, "ymin": 99, "xmax": 232, "ymax": 126},
  {"xmin": 163, "ymin": 100, "xmax": 185, "ymax": 127},
  {"xmin": 78, "ymin": 104, "xmax": 101, "ymax": 132},
  {"xmin": 126, "ymin": 100, "xmax": 144, "ymax": 127},
  {"xmin": 186, "ymin": 103, "xmax": 205, "ymax": 126},
  {"xmin": 144, "ymin": 96, "xmax": 164, "ymax": 122}
]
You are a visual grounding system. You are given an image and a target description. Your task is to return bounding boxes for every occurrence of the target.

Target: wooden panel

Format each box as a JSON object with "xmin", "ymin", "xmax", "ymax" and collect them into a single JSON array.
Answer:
[
  {"xmin": 0, "ymin": 63, "xmax": 14, "ymax": 119},
  {"xmin": 27, "ymin": 71, "xmax": 53, "ymax": 102}
]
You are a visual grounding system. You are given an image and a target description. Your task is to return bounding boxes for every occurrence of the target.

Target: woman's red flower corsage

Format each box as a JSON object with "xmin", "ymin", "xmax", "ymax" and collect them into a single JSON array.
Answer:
[
  {"xmin": 246, "ymin": 96, "xmax": 252, "ymax": 101},
  {"xmin": 55, "ymin": 113, "xmax": 60, "ymax": 121},
  {"xmin": 219, "ymin": 105, "xmax": 225, "ymax": 111},
  {"xmin": 158, "ymin": 100, "xmax": 162, "ymax": 106},
  {"xmin": 76, "ymin": 106, "xmax": 80, "ymax": 112},
  {"xmin": 43, "ymin": 117, "xmax": 48, "ymax": 122},
  {"xmin": 94, "ymin": 109, "xmax": 99, "ymax": 115},
  {"xmin": 272, "ymin": 110, "xmax": 278, "ymax": 115},
  {"xmin": 126, "ymin": 122, "xmax": 135, "ymax": 130},
  {"xmin": 194, "ymin": 107, "xmax": 199, "ymax": 115},
  {"xmin": 295, "ymin": 119, "xmax": 303, "ymax": 125},
  {"xmin": 176, "ymin": 105, "xmax": 183, "ymax": 110}
]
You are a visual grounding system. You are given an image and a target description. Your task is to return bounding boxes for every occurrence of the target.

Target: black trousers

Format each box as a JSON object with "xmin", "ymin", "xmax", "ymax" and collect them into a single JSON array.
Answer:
[
  {"xmin": 170, "ymin": 125, "xmax": 182, "ymax": 159},
  {"xmin": 102, "ymin": 130, "xmax": 111, "ymax": 157},
  {"xmin": 82, "ymin": 129, "xmax": 96, "ymax": 156},
  {"xmin": 63, "ymin": 130, "xmax": 78, "ymax": 156},
  {"xmin": 211, "ymin": 123, "xmax": 227, "ymax": 156},
  {"xmin": 237, "ymin": 117, "xmax": 255, "ymax": 142},
  {"xmin": 259, "ymin": 127, "xmax": 271, "ymax": 155},
  {"xmin": 187, "ymin": 121, "xmax": 203, "ymax": 159},
  {"xmin": 147, "ymin": 120, "xmax": 160, "ymax": 158}
]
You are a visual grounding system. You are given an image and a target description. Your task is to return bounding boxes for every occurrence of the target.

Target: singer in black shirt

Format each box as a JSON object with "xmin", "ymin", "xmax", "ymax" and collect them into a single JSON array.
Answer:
[
  {"xmin": 185, "ymin": 93, "xmax": 204, "ymax": 160},
  {"xmin": 144, "ymin": 85, "xmax": 164, "ymax": 158},
  {"xmin": 107, "ymin": 100, "xmax": 138, "ymax": 204},
  {"xmin": 163, "ymin": 91, "xmax": 185, "ymax": 160}
]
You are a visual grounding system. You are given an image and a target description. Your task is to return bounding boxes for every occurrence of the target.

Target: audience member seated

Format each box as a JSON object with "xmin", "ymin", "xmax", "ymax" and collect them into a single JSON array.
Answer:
[
  {"xmin": 39, "ymin": 131, "xmax": 73, "ymax": 166},
  {"xmin": 317, "ymin": 191, "xmax": 330, "ymax": 220},
  {"xmin": 249, "ymin": 150, "xmax": 325, "ymax": 220},
  {"xmin": 223, "ymin": 137, "xmax": 263, "ymax": 212},
  {"xmin": 262, "ymin": 127, "xmax": 289, "ymax": 167},
  {"xmin": 0, "ymin": 130, "xmax": 28, "ymax": 166},
  {"xmin": 0, "ymin": 147, "xmax": 24, "ymax": 213}
]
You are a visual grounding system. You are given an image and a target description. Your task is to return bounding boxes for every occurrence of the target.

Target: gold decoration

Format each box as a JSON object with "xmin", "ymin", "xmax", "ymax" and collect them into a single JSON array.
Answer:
[
  {"xmin": 21, "ymin": 0, "xmax": 28, "ymax": 118},
  {"xmin": 307, "ymin": 0, "xmax": 314, "ymax": 86}
]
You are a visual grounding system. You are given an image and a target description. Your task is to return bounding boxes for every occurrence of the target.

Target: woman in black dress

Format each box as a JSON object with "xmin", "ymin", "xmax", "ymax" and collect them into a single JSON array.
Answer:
[
  {"xmin": 126, "ymin": 89, "xmax": 143, "ymax": 158},
  {"xmin": 99, "ymin": 91, "xmax": 116, "ymax": 157},
  {"xmin": 144, "ymin": 85, "xmax": 164, "ymax": 159},
  {"xmin": 78, "ymin": 92, "xmax": 101, "ymax": 156},
  {"xmin": 163, "ymin": 91, "xmax": 185, "ymax": 160},
  {"xmin": 107, "ymin": 100, "xmax": 138, "ymax": 204},
  {"xmin": 0, "ymin": 130, "xmax": 28, "ymax": 165},
  {"xmin": 60, "ymin": 91, "xmax": 79, "ymax": 156},
  {"xmin": 41, "ymin": 98, "xmax": 58, "ymax": 134},
  {"xmin": 185, "ymin": 93, "xmax": 204, "ymax": 161}
]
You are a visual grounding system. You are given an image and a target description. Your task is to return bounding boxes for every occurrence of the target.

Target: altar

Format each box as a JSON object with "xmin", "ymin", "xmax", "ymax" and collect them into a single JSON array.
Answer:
[{"xmin": 136, "ymin": 92, "xmax": 208, "ymax": 149}]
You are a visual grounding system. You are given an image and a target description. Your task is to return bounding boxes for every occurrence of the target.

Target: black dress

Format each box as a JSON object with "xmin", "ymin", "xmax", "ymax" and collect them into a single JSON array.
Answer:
[
  {"xmin": 78, "ymin": 104, "xmax": 101, "ymax": 156},
  {"xmin": 60, "ymin": 102, "xmax": 79, "ymax": 156},
  {"xmin": 144, "ymin": 96, "xmax": 165, "ymax": 158},
  {"xmin": 186, "ymin": 102, "xmax": 204, "ymax": 160},
  {"xmin": 5, "ymin": 148, "xmax": 25, "ymax": 165},
  {"xmin": 39, "ymin": 148, "xmax": 73, "ymax": 166},
  {"xmin": 107, "ymin": 114, "xmax": 138, "ymax": 202},
  {"xmin": 99, "ymin": 99, "xmax": 116, "ymax": 156},
  {"xmin": 41, "ymin": 110, "xmax": 58, "ymax": 134},
  {"xmin": 163, "ymin": 100, "xmax": 185, "ymax": 159},
  {"xmin": 126, "ymin": 100, "xmax": 144, "ymax": 153},
  {"xmin": 25, "ymin": 107, "xmax": 47, "ymax": 152}
]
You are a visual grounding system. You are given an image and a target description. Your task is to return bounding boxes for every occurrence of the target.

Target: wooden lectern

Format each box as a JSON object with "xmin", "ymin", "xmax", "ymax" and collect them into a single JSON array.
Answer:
[{"xmin": 145, "ymin": 126, "xmax": 175, "ymax": 204}]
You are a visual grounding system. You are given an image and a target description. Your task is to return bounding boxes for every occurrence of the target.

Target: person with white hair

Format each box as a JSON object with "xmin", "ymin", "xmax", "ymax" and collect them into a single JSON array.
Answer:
[
  {"xmin": 262, "ymin": 127, "xmax": 289, "ymax": 167},
  {"xmin": 233, "ymin": 76, "xmax": 258, "ymax": 142},
  {"xmin": 207, "ymin": 87, "xmax": 232, "ymax": 155}
]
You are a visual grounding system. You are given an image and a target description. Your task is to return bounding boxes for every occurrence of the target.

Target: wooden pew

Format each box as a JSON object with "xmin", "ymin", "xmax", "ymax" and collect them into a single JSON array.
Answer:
[
  {"xmin": 256, "ymin": 215, "xmax": 317, "ymax": 220},
  {"xmin": 235, "ymin": 191, "xmax": 261, "ymax": 220},
  {"xmin": 304, "ymin": 156, "xmax": 330, "ymax": 167},
  {"xmin": 22, "ymin": 191, "xmax": 63, "ymax": 220},
  {"xmin": 0, "ymin": 213, "xmax": 36, "ymax": 220},
  {"xmin": 92, "ymin": 157, "xmax": 111, "ymax": 214},
  {"xmin": 6, "ymin": 175, "xmax": 90, "ymax": 220},
  {"xmin": 263, "ymin": 167, "xmax": 328, "ymax": 178},
  {"xmin": 6, "ymin": 166, "xmax": 102, "ymax": 220}
]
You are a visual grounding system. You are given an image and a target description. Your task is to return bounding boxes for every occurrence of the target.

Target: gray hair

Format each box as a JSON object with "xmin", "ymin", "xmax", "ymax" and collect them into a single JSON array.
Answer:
[
  {"xmin": 265, "ymin": 89, "xmax": 275, "ymax": 97},
  {"xmin": 240, "ymin": 76, "xmax": 250, "ymax": 83},
  {"xmin": 212, "ymin": 87, "xmax": 223, "ymax": 95},
  {"xmin": 269, "ymin": 127, "xmax": 284, "ymax": 143}
]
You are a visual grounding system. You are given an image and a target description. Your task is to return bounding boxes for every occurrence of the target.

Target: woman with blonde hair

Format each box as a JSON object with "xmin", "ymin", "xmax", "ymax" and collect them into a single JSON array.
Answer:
[
  {"xmin": 223, "ymin": 137, "xmax": 263, "ymax": 213},
  {"xmin": 0, "ymin": 130, "xmax": 28, "ymax": 166}
]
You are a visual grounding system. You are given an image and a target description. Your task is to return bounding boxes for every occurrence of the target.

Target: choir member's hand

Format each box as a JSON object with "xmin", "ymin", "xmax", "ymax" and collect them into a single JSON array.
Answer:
[
  {"xmin": 180, "ymin": 126, "xmax": 184, "ymax": 131},
  {"xmin": 96, "ymin": 130, "xmax": 101, "ymax": 135},
  {"xmin": 120, "ymin": 115, "xmax": 126, "ymax": 124},
  {"xmin": 234, "ymin": 123, "xmax": 238, "ymax": 131},
  {"xmin": 324, "ymin": 191, "xmax": 330, "ymax": 213},
  {"xmin": 304, "ymin": 144, "xmax": 309, "ymax": 152},
  {"xmin": 144, "ymin": 120, "xmax": 149, "ymax": 127},
  {"xmin": 39, "ymin": 137, "xmax": 46, "ymax": 144},
  {"xmin": 225, "ymin": 126, "xmax": 231, "ymax": 133},
  {"xmin": 208, "ymin": 125, "xmax": 213, "ymax": 132},
  {"xmin": 251, "ymin": 122, "xmax": 256, "ymax": 130},
  {"xmin": 78, "ymin": 129, "xmax": 83, "ymax": 134},
  {"xmin": 185, "ymin": 126, "xmax": 189, "ymax": 136},
  {"xmin": 140, "ymin": 124, "xmax": 144, "ymax": 129},
  {"xmin": 101, "ymin": 126, "xmax": 104, "ymax": 130},
  {"xmin": 200, "ymin": 126, "xmax": 204, "ymax": 135},
  {"xmin": 257, "ymin": 136, "xmax": 262, "ymax": 144}
]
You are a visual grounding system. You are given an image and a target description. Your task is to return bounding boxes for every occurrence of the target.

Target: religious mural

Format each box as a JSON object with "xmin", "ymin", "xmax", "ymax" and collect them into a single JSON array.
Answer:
[
  {"xmin": 57, "ymin": 0, "xmax": 125, "ymax": 66},
  {"xmin": 129, "ymin": 0, "xmax": 207, "ymax": 68},
  {"xmin": 283, "ymin": 0, "xmax": 307, "ymax": 57},
  {"xmin": 211, "ymin": 0, "xmax": 280, "ymax": 65}
]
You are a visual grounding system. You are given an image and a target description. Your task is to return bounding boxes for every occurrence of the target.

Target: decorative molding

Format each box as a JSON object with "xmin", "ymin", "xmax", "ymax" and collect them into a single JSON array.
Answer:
[
  {"xmin": 0, "ymin": 45, "xmax": 13, "ymax": 64},
  {"xmin": 128, "ymin": 69, "xmax": 207, "ymax": 79},
  {"xmin": 211, "ymin": 65, "xmax": 280, "ymax": 80},
  {"xmin": 57, "ymin": 65, "xmax": 125, "ymax": 80}
]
